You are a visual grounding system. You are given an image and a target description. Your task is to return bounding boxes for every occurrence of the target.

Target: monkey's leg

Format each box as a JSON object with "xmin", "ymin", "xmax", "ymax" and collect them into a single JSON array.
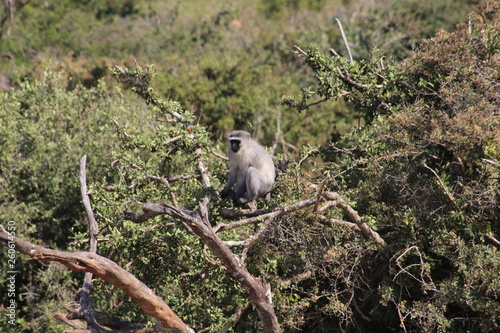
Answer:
[
  {"xmin": 239, "ymin": 167, "xmax": 264, "ymax": 204},
  {"xmin": 233, "ymin": 175, "xmax": 247, "ymax": 206}
]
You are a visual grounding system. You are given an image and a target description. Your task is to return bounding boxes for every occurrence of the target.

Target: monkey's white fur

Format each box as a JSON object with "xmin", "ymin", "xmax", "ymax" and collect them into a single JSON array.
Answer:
[{"xmin": 221, "ymin": 130, "xmax": 275, "ymax": 205}]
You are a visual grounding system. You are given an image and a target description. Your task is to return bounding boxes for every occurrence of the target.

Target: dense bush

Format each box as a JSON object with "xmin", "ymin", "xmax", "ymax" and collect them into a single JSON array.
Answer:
[
  {"xmin": 280, "ymin": 3, "xmax": 500, "ymax": 331},
  {"xmin": 0, "ymin": 71, "xmax": 146, "ymax": 331},
  {"xmin": 0, "ymin": 0, "xmax": 497, "ymax": 332}
]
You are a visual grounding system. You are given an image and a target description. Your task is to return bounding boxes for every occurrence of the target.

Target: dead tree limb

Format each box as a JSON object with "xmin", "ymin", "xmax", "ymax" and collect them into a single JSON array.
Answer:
[
  {"xmin": 214, "ymin": 195, "xmax": 324, "ymax": 233},
  {"xmin": 72, "ymin": 155, "xmax": 101, "ymax": 330},
  {"xmin": 121, "ymin": 190, "xmax": 384, "ymax": 330},
  {"xmin": 215, "ymin": 191, "xmax": 385, "ymax": 244},
  {"xmin": 0, "ymin": 225, "xmax": 193, "ymax": 333},
  {"xmin": 124, "ymin": 203, "xmax": 282, "ymax": 333}
]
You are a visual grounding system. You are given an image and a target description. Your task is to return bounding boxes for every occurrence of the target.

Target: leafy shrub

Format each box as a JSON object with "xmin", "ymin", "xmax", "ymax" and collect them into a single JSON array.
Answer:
[{"xmin": 0, "ymin": 70, "xmax": 146, "ymax": 331}]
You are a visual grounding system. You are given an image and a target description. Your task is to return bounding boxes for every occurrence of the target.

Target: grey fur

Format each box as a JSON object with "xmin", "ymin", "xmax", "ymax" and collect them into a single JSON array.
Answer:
[{"xmin": 221, "ymin": 130, "xmax": 275, "ymax": 205}]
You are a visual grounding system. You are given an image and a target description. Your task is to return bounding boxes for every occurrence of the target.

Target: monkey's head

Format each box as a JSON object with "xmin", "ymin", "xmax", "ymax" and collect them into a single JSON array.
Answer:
[{"xmin": 228, "ymin": 131, "xmax": 251, "ymax": 153}]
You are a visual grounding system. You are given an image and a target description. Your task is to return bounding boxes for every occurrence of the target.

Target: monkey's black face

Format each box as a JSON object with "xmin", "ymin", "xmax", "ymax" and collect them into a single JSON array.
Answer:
[{"xmin": 230, "ymin": 139, "xmax": 241, "ymax": 153}]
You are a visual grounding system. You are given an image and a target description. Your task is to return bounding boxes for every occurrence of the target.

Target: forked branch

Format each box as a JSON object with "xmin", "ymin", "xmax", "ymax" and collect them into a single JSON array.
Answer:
[
  {"xmin": 124, "ymin": 202, "xmax": 282, "ymax": 333},
  {"xmin": 0, "ymin": 225, "xmax": 193, "ymax": 333}
]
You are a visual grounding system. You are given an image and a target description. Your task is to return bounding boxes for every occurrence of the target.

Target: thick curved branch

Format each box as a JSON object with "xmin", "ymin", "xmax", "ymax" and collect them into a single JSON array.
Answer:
[
  {"xmin": 0, "ymin": 225, "xmax": 193, "ymax": 333},
  {"xmin": 335, "ymin": 201, "xmax": 385, "ymax": 244},
  {"xmin": 123, "ymin": 203, "xmax": 282, "ymax": 333}
]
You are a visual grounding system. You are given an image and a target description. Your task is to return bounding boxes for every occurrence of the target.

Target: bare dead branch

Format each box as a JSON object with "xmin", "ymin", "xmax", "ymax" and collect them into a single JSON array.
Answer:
[
  {"xmin": 423, "ymin": 162, "xmax": 461, "ymax": 211},
  {"xmin": 335, "ymin": 201, "xmax": 385, "ymax": 244},
  {"xmin": 293, "ymin": 45, "xmax": 308, "ymax": 57},
  {"xmin": 112, "ymin": 119, "xmax": 132, "ymax": 140},
  {"xmin": 122, "ymin": 157, "xmax": 144, "ymax": 171},
  {"xmin": 481, "ymin": 158, "xmax": 500, "ymax": 167},
  {"xmin": 195, "ymin": 147, "xmax": 211, "ymax": 188},
  {"xmin": 283, "ymin": 271, "xmax": 314, "ymax": 287},
  {"xmin": 76, "ymin": 155, "xmax": 101, "ymax": 330},
  {"xmin": 79, "ymin": 156, "xmax": 99, "ymax": 254},
  {"xmin": 215, "ymin": 191, "xmax": 384, "ymax": 244},
  {"xmin": 317, "ymin": 215, "xmax": 361, "ymax": 233},
  {"xmin": 210, "ymin": 148, "xmax": 229, "ymax": 161},
  {"xmin": 0, "ymin": 225, "xmax": 193, "ymax": 333},
  {"xmin": 297, "ymin": 148, "xmax": 320, "ymax": 168},
  {"xmin": 55, "ymin": 312, "xmax": 86, "ymax": 329},
  {"xmin": 220, "ymin": 208, "xmax": 270, "ymax": 218},
  {"xmin": 164, "ymin": 135, "xmax": 184, "ymax": 146},
  {"xmin": 214, "ymin": 195, "xmax": 322, "ymax": 233},
  {"xmin": 146, "ymin": 174, "xmax": 179, "ymax": 207},
  {"xmin": 335, "ymin": 19, "xmax": 353, "ymax": 63},
  {"xmin": 121, "ymin": 188, "xmax": 385, "ymax": 331},
  {"xmin": 167, "ymin": 175, "xmax": 196, "ymax": 182},
  {"xmin": 122, "ymin": 203, "xmax": 282, "ymax": 333},
  {"xmin": 240, "ymin": 213, "xmax": 275, "ymax": 263},
  {"xmin": 328, "ymin": 48, "xmax": 340, "ymax": 57},
  {"xmin": 484, "ymin": 234, "xmax": 500, "ymax": 249}
]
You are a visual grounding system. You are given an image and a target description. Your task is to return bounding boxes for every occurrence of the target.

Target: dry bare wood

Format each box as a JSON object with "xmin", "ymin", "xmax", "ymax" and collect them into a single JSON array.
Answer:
[
  {"xmin": 124, "ymin": 201, "xmax": 282, "ymax": 333},
  {"xmin": 0, "ymin": 225, "xmax": 193, "ymax": 333}
]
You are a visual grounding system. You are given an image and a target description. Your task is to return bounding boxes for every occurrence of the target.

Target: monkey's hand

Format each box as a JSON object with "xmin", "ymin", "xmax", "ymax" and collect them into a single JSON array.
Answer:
[{"xmin": 220, "ymin": 188, "xmax": 235, "ymax": 199}]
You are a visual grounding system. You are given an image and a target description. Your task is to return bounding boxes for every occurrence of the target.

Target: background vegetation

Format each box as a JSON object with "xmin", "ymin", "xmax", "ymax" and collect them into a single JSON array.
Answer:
[{"xmin": 0, "ymin": 0, "xmax": 498, "ymax": 332}]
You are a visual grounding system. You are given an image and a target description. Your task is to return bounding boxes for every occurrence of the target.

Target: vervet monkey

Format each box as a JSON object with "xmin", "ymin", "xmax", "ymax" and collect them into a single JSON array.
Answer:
[{"xmin": 221, "ymin": 130, "xmax": 275, "ymax": 207}]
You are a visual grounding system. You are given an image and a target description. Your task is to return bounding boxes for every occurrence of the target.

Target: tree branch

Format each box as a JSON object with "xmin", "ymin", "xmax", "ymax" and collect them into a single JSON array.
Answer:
[
  {"xmin": 219, "ymin": 191, "xmax": 384, "ymax": 244},
  {"xmin": 122, "ymin": 204, "xmax": 282, "ymax": 333},
  {"xmin": 75, "ymin": 155, "xmax": 101, "ymax": 330},
  {"xmin": 0, "ymin": 225, "xmax": 193, "ymax": 333},
  {"xmin": 335, "ymin": 18, "xmax": 353, "ymax": 63},
  {"xmin": 214, "ymin": 195, "xmax": 321, "ymax": 232}
]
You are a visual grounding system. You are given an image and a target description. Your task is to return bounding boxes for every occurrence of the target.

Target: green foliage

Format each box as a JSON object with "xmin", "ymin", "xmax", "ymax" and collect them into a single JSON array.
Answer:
[
  {"xmin": 0, "ymin": 69, "xmax": 145, "ymax": 331},
  {"xmin": 0, "ymin": 0, "xmax": 496, "ymax": 332},
  {"xmin": 258, "ymin": 0, "xmax": 328, "ymax": 18},
  {"xmin": 345, "ymin": 0, "xmax": 482, "ymax": 60},
  {"xmin": 283, "ymin": 3, "xmax": 500, "ymax": 331},
  {"xmin": 82, "ymin": 64, "xmax": 250, "ymax": 330}
]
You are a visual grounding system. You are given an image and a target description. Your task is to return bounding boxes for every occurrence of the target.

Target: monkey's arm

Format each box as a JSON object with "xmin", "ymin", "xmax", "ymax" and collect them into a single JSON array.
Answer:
[
  {"xmin": 232, "ymin": 174, "xmax": 247, "ymax": 205},
  {"xmin": 221, "ymin": 167, "xmax": 237, "ymax": 198}
]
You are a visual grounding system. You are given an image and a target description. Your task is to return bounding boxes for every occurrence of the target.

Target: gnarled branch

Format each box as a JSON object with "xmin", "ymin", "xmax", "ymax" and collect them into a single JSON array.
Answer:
[
  {"xmin": 0, "ymin": 225, "xmax": 193, "ymax": 333},
  {"xmin": 123, "ymin": 202, "xmax": 282, "ymax": 333}
]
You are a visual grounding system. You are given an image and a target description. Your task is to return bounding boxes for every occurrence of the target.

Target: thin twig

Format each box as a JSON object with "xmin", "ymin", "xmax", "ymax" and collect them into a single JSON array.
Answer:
[
  {"xmin": 300, "ymin": 97, "xmax": 332, "ymax": 110},
  {"xmin": 336, "ymin": 19, "xmax": 353, "ymax": 63},
  {"xmin": 422, "ymin": 162, "xmax": 460, "ymax": 211},
  {"xmin": 328, "ymin": 48, "xmax": 340, "ymax": 57},
  {"xmin": 293, "ymin": 45, "xmax": 308, "ymax": 57},
  {"xmin": 164, "ymin": 135, "xmax": 183, "ymax": 145},
  {"xmin": 214, "ymin": 195, "xmax": 322, "ymax": 233},
  {"xmin": 146, "ymin": 174, "xmax": 179, "ymax": 207},
  {"xmin": 297, "ymin": 148, "xmax": 320, "ymax": 168},
  {"xmin": 196, "ymin": 148, "xmax": 211, "ymax": 188},
  {"xmin": 481, "ymin": 158, "xmax": 500, "ymax": 167},
  {"xmin": 484, "ymin": 234, "xmax": 500, "ymax": 249},
  {"xmin": 210, "ymin": 148, "xmax": 229, "ymax": 161},
  {"xmin": 240, "ymin": 215, "xmax": 275, "ymax": 263}
]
